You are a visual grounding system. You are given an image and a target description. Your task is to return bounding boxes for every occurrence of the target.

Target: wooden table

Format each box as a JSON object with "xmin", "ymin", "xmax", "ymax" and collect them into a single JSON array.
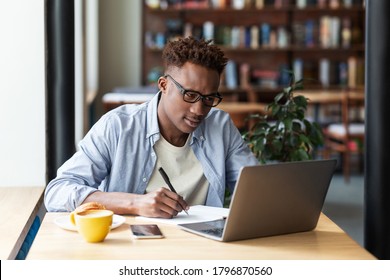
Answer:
[
  {"xmin": 301, "ymin": 90, "xmax": 365, "ymax": 104},
  {"xmin": 218, "ymin": 102, "xmax": 267, "ymax": 114},
  {"xmin": 218, "ymin": 102, "xmax": 267, "ymax": 129},
  {"xmin": 102, "ymin": 92, "xmax": 156, "ymax": 112},
  {"xmin": 0, "ymin": 187, "xmax": 45, "ymax": 260},
  {"xmin": 27, "ymin": 212, "xmax": 375, "ymax": 260}
]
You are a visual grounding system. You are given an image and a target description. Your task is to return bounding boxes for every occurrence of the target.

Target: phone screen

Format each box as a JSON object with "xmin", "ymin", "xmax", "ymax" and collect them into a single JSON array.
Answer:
[{"xmin": 130, "ymin": 224, "xmax": 164, "ymax": 239}]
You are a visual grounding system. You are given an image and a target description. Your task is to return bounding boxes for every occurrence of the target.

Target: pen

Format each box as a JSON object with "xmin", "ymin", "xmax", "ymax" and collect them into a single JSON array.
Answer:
[{"xmin": 158, "ymin": 167, "xmax": 189, "ymax": 215}]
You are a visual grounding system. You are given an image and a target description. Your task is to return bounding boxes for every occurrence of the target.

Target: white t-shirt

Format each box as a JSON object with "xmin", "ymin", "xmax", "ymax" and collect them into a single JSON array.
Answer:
[{"xmin": 146, "ymin": 135, "xmax": 209, "ymax": 205}]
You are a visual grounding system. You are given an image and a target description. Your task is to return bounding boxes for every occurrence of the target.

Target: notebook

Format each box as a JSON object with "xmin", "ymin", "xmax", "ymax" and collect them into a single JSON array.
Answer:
[{"xmin": 178, "ymin": 159, "xmax": 337, "ymax": 242}]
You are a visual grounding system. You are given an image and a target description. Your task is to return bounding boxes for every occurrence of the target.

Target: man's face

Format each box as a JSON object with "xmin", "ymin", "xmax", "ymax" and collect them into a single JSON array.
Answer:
[{"xmin": 157, "ymin": 62, "xmax": 220, "ymax": 142}]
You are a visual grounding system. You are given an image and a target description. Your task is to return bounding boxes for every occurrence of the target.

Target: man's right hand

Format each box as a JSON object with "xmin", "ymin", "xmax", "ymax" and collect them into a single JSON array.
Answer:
[{"xmin": 82, "ymin": 188, "xmax": 189, "ymax": 218}]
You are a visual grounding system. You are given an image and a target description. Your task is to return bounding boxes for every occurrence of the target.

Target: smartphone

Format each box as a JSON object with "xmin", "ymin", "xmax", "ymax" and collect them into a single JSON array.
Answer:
[{"xmin": 130, "ymin": 224, "xmax": 164, "ymax": 239}]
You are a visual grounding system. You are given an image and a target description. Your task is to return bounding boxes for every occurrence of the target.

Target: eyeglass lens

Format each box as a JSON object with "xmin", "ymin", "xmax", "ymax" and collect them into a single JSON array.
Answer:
[{"xmin": 165, "ymin": 75, "xmax": 222, "ymax": 107}]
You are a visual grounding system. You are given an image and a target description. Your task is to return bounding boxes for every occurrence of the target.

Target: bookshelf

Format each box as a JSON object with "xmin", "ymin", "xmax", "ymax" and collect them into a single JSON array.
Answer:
[{"xmin": 142, "ymin": 0, "xmax": 365, "ymax": 102}]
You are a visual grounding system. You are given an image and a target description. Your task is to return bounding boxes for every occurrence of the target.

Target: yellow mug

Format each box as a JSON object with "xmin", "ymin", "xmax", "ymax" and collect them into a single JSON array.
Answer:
[{"xmin": 70, "ymin": 209, "xmax": 113, "ymax": 242}]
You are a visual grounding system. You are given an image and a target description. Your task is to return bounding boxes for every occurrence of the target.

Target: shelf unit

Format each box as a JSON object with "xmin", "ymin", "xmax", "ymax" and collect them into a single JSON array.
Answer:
[{"xmin": 142, "ymin": 0, "xmax": 365, "ymax": 102}]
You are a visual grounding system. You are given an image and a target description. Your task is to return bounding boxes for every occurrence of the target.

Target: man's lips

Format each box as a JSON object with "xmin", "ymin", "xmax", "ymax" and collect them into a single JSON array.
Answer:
[{"xmin": 184, "ymin": 117, "xmax": 201, "ymax": 128}]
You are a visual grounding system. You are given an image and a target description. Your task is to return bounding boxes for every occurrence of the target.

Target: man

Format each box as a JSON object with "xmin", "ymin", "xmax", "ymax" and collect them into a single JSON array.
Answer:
[{"xmin": 45, "ymin": 37, "xmax": 258, "ymax": 218}]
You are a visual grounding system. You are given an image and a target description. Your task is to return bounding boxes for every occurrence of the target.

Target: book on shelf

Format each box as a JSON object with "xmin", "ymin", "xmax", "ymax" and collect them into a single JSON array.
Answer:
[
  {"xmin": 209, "ymin": 0, "xmax": 226, "ymax": 9},
  {"xmin": 222, "ymin": 26, "xmax": 232, "ymax": 46},
  {"xmin": 145, "ymin": 0, "xmax": 161, "ymax": 9},
  {"xmin": 296, "ymin": 0, "xmax": 307, "ymax": 9},
  {"xmin": 240, "ymin": 63, "xmax": 251, "ymax": 88},
  {"xmin": 145, "ymin": 31, "xmax": 154, "ymax": 48},
  {"xmin": 320, "ymin": 16, "xmax": 331, "ymax": 48},
  {"xmin": 184, "ymin": 22, "xmax": 193, "ymax": 38},
  {"xmin": 175, "ymin": 0, "xmax": 209, "ymax": 9},
  {"xmin": 356, "ymin": 57, "xmax": 365, "ymax": 87},
  {"xmin": 277, "ymin": 26, "xmax": 289, "ymax": 48},
  {"xmin": 343, "ymin": 0, "xmax": 353, "ymax": 8},
  {"xmin": 255, "ymin": 0, "xmax": 264, "ymax": 9},
  {"xmin": 192, "ymin": 25, "xmax": 203, "ymax": 40},
  {"xmin": 274, "ymin": 0, "xmax": 283, "ymax": 9},
  {"xmin": 261, "ymin": 23, "xmax": 271, "ymax": 47},
  {"xmin": 330, "ymin": 17, "xmax": 341, "ymax": 48},
  {"xmin": 307, "ymin": 0, "xmax": 318, "ymax": 6},
  {"xmin": 225, "ymin": 60, "xmax": 238, "ymax": 89},
  {"xmin": 250, "ymin": 26, "xmax": 259, "ymax": 49},
  {"xmin": 339, "ymin": 61, "xmax": 348, "ymax": 87},
  {"xmin": 214, "ymin": 25, "xmax": 225, "ymax": 45},
  {"xmin": 293, "ymin": 59, "xmax": 303, "ymax": 82},
  {"xmin": 292, "ymin": 22, "xmax": 305, "ymax": 47},
  {"xmin": 328, "ymin": 60, "xmax": 339, "ymax": 86},
  {"xmin": 270, "ymin": 30, "xmax": 277, "ymax": 48},
  {"xmin": 320, "ymin": 16, "xmax": 342, "ymax": 48},
  {"xmin": 166, "ymin": 18, "xmax": 183, "ymax": 40},
  {"xmin": 347, "ymin": 56, "xmax": 365, "ymax": 89},
  {"xmin": 303, "ymin": 60, "xmax": 318, "ymax": 83},
  {"xmin": 231, "ymin": 26, "xmax": 240, "ymax": 48},
  {"xmin": 341, "ymin": 18, "xmax": 352, "ymax": 49},
  {"xmin": 348, "ymin": 56, "xmax": 357, "ymax": 89},
  {"xmin": 252, "ymin": 69, "xmax": 279, "ymax": 89},
  {"xmin": 203, "ymin": 21, "xmax": 214, "ymax": 41},
  {"xmin": 330, "ymin": 0, "xmax": 343, "ymax": 9},
  {"xmin": 317, "ymin": 0, "xmax": 326, "ymax": 7},
  {"xmin": 155, "ymin": 32, "xmax": 165, "ymax": 49},
  {"xmin": 319, "ymin": 58, "xmax": 330, "ymax": 88},
  {"xmin": 245, "ymin": 27, "xmax": 251, "ymax": 49},
  {"xmin": 232, "ymin": 0, "xmax": 245, "ymax": 10},
  {"xmin": 278, "ymin": 64, "xmax": 291, "ymax": 86},
  {"xmin": 238, "ymin": 26, "xmax": 246, "ymax": 48},
  {"xmin": 305, "ymin": 20, "xmax": 315, "ymax": 48}
]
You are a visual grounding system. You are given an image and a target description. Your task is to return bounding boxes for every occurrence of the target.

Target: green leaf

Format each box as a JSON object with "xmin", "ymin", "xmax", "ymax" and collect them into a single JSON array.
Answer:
[
  {"xmin": 283, "ymin": 118, "xmax": 292, "ymax": 131},
  {"xmin": 299, "ymin": 134, "xmax": 310, "ymax": 144},
  {"xmin": 293, "ymin": 95, "xmax": 308, "ymax": 108},
  {"xmin": 292, "ymin": 121, "xmax": 302, "ymax": 132},
  {"xmin": 274, "ymin": 92, "xmax": 284, "ymax": 103}
]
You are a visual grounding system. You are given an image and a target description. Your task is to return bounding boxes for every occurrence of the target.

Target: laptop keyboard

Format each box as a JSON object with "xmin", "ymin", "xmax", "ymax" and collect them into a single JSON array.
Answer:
[
  {"xmin": 199, "ymin": 219, "xmax": 226, "ymax": 237},
  {"xmin": 201, "ymin": 227, "xmax": 224, "ymax": 237}
]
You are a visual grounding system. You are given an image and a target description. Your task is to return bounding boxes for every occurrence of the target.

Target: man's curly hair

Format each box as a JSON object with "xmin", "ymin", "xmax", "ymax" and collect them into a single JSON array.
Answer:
[{"xmin": 162, "ymin": 37, "xmax": 228, "ymax": 75}]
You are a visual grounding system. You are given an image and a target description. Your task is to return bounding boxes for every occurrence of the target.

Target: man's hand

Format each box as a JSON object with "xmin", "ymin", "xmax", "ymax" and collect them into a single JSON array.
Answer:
[
  {"xmin": 82, "ymin": 188, "xmax": 189, "ymax": 218},
  {"xmin": 134, "ymin": 187, "xmax": 189, "ymax": 218}
]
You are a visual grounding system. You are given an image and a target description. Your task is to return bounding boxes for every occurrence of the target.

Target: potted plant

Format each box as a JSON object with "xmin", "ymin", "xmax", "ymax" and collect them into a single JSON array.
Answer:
[{"xmin": 242, "ymin": 72, "xmax": 324, "ymax": 163}]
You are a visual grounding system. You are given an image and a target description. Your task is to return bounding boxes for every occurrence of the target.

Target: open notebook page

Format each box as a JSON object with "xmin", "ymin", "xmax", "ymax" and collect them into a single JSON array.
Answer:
[{"xmin": 135, "ymin": 205, "xmax": 229, "ymax": 225}]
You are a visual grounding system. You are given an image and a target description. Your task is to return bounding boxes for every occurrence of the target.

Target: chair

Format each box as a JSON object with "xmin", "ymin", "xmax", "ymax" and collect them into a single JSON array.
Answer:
[{"xmin": 322, "ymin": 91, "xmax": 365, "ymax": 183}]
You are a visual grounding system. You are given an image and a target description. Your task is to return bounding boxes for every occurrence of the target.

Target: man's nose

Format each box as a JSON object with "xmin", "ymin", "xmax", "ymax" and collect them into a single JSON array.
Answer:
[{"xmin": 189, "ymin": 99, "xmax": 207, "ymax": 115}]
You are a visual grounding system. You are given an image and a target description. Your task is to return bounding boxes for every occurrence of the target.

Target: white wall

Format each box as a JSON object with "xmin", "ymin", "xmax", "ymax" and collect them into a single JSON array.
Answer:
[
  {"xmin": 0, "ymin": 0, "xmax": 46, "ymax": 187},
  {"xmin": 97, "ymin": 0, "xmax": 141, "ymax": 117}
]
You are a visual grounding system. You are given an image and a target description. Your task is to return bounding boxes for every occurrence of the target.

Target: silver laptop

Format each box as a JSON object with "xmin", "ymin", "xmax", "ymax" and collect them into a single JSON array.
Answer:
[{"xmin": 178, "ymin": 159, "xmax": 337, "ymax": 242}]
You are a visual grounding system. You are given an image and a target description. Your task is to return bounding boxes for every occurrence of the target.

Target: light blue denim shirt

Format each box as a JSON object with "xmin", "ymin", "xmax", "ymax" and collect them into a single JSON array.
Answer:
[{"xmin": 45, "ymin": 92, "xmax": 258, "ymax": 212}]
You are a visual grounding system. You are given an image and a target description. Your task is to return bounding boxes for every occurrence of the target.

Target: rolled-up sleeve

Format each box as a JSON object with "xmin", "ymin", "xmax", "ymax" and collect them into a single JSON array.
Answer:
[{"xmin": 44, "ymin": 113, "xmax": 117, "ymax": 212}]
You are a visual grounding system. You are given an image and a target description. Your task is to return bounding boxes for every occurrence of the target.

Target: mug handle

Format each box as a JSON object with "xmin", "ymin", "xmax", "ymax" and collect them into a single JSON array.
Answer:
[{"xmin": 69, "ymin": 212, "xmax": 76, "ymax": 226}]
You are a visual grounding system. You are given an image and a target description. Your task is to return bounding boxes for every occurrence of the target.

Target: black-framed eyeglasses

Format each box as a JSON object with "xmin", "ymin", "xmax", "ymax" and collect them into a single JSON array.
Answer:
[{"xmin": 165, "ymin": 74, "xmax": 222, "ymax": 107}]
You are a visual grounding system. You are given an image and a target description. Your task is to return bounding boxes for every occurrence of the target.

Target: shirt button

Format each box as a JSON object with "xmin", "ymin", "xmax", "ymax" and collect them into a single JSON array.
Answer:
[
  {"xmin": 151, "ymin": 153, "xmax": 155, "ymax": 157},
  {"xmin": 200, "ymin": 136, "xmax": 204, "ymax": 141},
  {"xmin": 142, "ymin": 178, "xmax": 147, "ymax": 182}
]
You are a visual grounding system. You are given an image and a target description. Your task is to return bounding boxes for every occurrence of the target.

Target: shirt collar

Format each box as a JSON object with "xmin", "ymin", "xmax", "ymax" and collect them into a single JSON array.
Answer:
[{"xmin": 146, "ymin": 91, "xmax": 161, "ymax": 141}]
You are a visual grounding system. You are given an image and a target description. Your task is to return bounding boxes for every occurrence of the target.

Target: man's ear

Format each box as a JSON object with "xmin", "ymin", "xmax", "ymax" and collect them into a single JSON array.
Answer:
[{"xmin": 158, "ymin": 76, "xmax": 167, "ymax": 93}]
